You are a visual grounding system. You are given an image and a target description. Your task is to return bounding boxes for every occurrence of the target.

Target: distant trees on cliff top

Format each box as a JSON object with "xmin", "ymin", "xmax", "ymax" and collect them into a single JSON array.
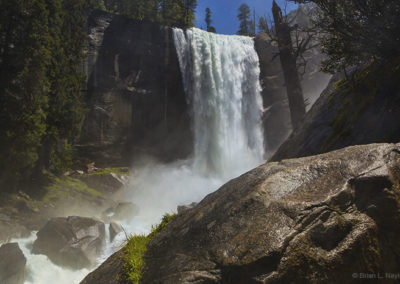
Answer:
[
  {"xmin": 237, "ymin": 3, "xmax": 256, "ymax": 36},
  {"xmin": 104, "ymin": 0, "xmax": 197, "ymax": 29}
]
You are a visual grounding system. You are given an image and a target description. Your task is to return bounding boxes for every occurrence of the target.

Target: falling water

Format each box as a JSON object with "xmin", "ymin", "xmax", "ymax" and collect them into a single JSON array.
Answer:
[
  {"xmin": 173, "ymin": 28, "xmax": 264, "ymax": 178},
  {"xmin": 7, "ymin": 28, "xmax": 266, "ymax": 283}
]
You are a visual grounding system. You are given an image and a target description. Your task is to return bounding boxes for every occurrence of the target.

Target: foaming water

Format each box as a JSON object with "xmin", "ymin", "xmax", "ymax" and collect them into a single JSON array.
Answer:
[
  {"xmin": 9, "ymin": 233, "xmax": 90, "ymax": 284},
  {"xmin": 7, "ymin": 28, "xmax": 265, "ymax": 283}
]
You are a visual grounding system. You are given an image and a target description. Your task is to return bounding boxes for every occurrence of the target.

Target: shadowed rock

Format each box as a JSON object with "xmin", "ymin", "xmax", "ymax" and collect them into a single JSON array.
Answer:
[
  {"xmin": 140, "ymin": 143, "xmax": 400, "ymax": 283},
  {"xmin": 33, "ymin": 216, "xmax": 106, "ymax": 269},
  {"xmin": 0, "ymin": 243, "xmax": 26, "ymax": 284}
]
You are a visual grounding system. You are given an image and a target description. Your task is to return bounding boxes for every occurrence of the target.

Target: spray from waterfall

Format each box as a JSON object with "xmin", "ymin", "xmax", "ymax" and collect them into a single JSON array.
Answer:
[{"xmin": 123, "ymin": 28, "xmax": 266, "ymax": 228}]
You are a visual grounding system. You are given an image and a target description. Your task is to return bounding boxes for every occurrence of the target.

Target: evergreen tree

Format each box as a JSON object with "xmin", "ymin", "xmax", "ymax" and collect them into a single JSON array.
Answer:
[
  {"xmin": 0, "ymin": 0, "xmax": 97, "ymax": 190},
  {"xmin": 205, "ymin": 7, "xmax": 216, "ymax": 33},
  {"xmin": 237, "ymin": 3, "xmax": 251, "ymax": 36},
  {"xmin": 0, "ymin": 0, "xmax": 51, "ymax": 188}
]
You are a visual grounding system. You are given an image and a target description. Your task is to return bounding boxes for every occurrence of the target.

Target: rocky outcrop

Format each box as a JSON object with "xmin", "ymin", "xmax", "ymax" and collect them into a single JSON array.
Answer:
[
  {"xmin": 140, "ymin": 143, "xmax": 400, "ymax": 283},
  {"xmin": 270, "ymin": 72, "xmax": 400, "ymax": 162},
  {"xmin": 0, "ymin": 243, "xmax": 26, "ymax": 284},
  {"xmin": 77, "ymin": 172, "xmax": 129, "ymax": 195},
  {"xmin": 80, "ymin": 248, "xmax": 127, "ymax": 284},
  {"xmin": 32, "ymin": 216, "xmax": 106, "ymax": 269},
  {"xmin": 77, "ymin": 10, "xmax": 192, "ymax": 166}
]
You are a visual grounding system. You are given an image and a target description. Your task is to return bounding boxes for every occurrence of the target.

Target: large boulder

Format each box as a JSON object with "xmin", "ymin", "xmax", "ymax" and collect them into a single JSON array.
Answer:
[
  {"xmin": 77, "ymin": 172, "xmax": 129, "ymax": 195},
  {"xmin": 141, "ymin": 143, "xmax": 400, "ymax": 283},
  {"xmin": 33, "ymin": 216, "xmax": 106, "ymax": 269},
  {"xmin": 0, "ymin": 243, "xmax": 26, "ymax": 284}
]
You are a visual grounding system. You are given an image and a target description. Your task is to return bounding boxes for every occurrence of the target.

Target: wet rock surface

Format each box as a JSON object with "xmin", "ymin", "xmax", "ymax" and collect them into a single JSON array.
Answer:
[
  {"xmin": 0, "ymin": 243, "xmax": 26, "ymax": 284},
  {"xmin": 32, "ymin": 216, "xmax": 106, "ymax": 269},
  {"xmin": 141, "ymin": 143, "xmax": 400, "ymax": 283}
]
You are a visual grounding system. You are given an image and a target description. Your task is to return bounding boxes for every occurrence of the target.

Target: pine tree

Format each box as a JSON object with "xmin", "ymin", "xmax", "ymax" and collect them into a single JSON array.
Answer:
[
  {"xmin": 237, "ymin": 3, "xmax": 251, "ymax": 36},
  {"xmin": 0, "ymin": 0, "xmax": 51, "ymax": 188},
  {"xmin": 205, "ymin": 7, "xmax": 216, "ymax": 33}
]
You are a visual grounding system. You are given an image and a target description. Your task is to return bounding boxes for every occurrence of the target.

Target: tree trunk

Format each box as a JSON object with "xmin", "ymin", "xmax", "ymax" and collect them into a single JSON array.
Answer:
[{"xmin": 272, "ymin": 0, "xmax": 305, "ymax": 129}]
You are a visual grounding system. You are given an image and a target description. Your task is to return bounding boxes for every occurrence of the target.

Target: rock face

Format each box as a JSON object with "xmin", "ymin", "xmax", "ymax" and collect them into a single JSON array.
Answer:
[
  {"xmin": 77, "ymin": 10, "xmax": 192, "ymax": 166},
  {"xmin": 77, "ymin": 172, "xmax": 129, "ymax": 195},
  {"xmin": 80, "ymin": 249, "xmax": 127, "ymax": 284},
  {"xmin": 0, "ymin": 243, "xmax": 26, "ymax": 284},
  {"xmin": 255, "ymin": 4, "xmax": 331, "ymax": 155},
  {"xmin": 33, "ymin": 216, "xmax": 106, "ymax": 269},
  {"xmin": 270, "ymin": 72, "xmax": 400, "ymax": 162},
  {"xmin": 141, "ymin": 143, "xmax": 400, "ymax": 283}
]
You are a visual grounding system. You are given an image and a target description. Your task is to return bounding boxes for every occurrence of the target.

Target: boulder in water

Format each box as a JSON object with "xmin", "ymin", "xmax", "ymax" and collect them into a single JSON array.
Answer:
[
  {"xmin": 103, "ymin": 202, "xmax": 139, "ymax": 222},
  {"xmin": 109, "ymin": 222, "xmax": 123, "ymax": 241},
  {"xmin": 33, "ymin": 216, "xmax": 106, "ymax": 269},
  {"xmin": 0, "ymin": 243, "xmax": 26, "ymax": 284}
]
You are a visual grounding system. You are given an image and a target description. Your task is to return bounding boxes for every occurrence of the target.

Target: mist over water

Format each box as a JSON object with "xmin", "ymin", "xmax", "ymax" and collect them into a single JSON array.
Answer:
[
  {"xmin": 124, "ymin": 28, "xmax": 266, "ymax": 233},
  {"xmin": 11, "ymin": 28, "xmax": 266, "ymax": 283}
]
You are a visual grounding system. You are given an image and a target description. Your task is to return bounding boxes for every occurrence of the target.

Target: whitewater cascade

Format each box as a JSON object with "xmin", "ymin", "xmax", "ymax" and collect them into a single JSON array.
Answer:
[
  {"xmin": 9, "ymin": 28, "xmax": 266, "ymax": 284},
  {"xmin": 173, "ymin": 28, "xmax": 264, "ymax": 178}
]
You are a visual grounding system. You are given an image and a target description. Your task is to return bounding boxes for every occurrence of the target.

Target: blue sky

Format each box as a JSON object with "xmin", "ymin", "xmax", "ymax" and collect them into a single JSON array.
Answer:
[{"xmin": 195, "ymin": 0, "xmax": 298, "ymax": 35}]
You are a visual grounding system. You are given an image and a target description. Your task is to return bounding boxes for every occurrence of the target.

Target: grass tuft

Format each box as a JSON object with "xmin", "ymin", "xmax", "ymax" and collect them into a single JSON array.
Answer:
[{"xmin": 123, "ymin": 213, "xmax": 176, "ymax": 283}]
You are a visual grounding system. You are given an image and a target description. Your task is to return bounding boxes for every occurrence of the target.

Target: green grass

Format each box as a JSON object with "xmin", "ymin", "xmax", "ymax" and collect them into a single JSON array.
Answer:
[
  {"xmin": 123, "ymin": 213, "xmax": 176, "ymax": 283},
  {"xmin": 89, "ymin": 167, "xmax": 129, "ymax": 176}
]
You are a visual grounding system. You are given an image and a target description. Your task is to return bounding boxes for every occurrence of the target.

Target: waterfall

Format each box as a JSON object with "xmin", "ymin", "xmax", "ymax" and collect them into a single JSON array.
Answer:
[
  {"xmin": 173, "ymin": 28, "xmax": 264, "ymax": 177},
  {"xmin": 12, "ymin": 28, "xmax": 266, "ymax": 284}
]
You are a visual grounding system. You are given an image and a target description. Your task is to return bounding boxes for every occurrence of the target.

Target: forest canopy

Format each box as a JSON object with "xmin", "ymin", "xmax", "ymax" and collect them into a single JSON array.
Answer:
[{"xmin": 104, "ymin": 0, "xmax": 197, "ymax": 28}]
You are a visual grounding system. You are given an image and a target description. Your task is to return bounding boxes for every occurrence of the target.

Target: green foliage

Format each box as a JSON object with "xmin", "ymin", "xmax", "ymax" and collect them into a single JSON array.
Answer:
[
  {"xmin": 90, "ymin": 167, "xmax": 129, "ymax": 175},
  {"xmin": 291, "ymin": 0, "xmax": 400, "ymax": 73},
  {"xmin": 109, "ymin": 0, "xmax": 197, "ymax": 29},
  {"xmin": 124, "ymin": 213, "xmax": 176, "ymax": 283},
  {"xmin": 124, "ymin": 235, "xmax": 149, "ymax": 283},
  {"xmin": 0, "ymin": 0, "xmax": 100, "ymax": 190},
  {"xmin": 237, "ymin": 3, "xmax": 255, "ymax": 36},
  {"xmin": 205, "ymin": 7, "xmax": 216, "ymax": 33}
]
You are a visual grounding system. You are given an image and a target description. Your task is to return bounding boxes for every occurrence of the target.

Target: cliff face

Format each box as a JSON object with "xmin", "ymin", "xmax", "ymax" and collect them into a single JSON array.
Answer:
[
  {"xmin": 78, "ymin": 10, "xmax": 192, "ymax": 166},
  {"xmin": 270, "ymin": 69, "xmax": 400, "ymax": 162}
]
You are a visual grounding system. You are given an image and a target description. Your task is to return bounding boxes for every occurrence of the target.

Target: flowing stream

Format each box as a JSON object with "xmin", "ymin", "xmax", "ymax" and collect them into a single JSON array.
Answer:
[{"xmin": 7, "ymin": 28, "xmax": 265, "ymax": 283}]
